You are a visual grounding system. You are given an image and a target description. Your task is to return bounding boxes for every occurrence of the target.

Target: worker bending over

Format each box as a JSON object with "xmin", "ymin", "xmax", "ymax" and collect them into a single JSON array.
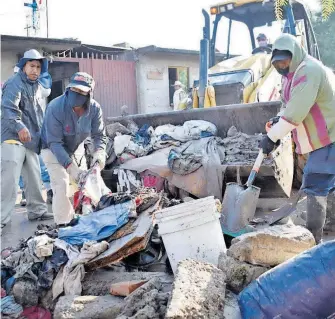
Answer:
[
  {"xmin": 261, "ymin": 34, "xmax": 335, "ymax": 244},
  {"xmin": 41, "ymin": 72, "xmax": 107, "ymax": 226}
]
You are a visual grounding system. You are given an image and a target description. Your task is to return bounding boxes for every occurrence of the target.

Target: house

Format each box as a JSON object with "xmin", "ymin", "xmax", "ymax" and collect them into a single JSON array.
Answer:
[
  {"xmin": 134, "ymin": 45, "xmax": 226, "ymax": 114},
  {"xmin": 1, "ymin": 35, "xmax": 137, "ymax": 117},
  {"xmin": 1, "ymin": 34, "xmax": 225, "ymax": 117}
]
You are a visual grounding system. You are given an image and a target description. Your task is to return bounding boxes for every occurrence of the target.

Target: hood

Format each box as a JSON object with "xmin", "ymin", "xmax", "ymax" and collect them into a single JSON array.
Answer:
[
  {"xmin": 272, "ymin": 34, "xmax": 307, "ymax": 73},
  {"xmin": 39, "ymin": 72, "xmax": 52, "ymax": 89},
  {"xmin": 16, "ymin": 49, "xmax": 48, "ymax": 74}
]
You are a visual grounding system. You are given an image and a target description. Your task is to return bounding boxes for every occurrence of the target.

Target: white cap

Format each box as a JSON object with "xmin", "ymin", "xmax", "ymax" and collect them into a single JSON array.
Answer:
[{"xmin": 172, "ymin": 80, "xmax": 183, "ymax": 87}]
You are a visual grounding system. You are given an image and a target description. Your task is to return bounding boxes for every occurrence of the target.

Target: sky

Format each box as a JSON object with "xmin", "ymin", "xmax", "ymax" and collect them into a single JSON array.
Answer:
[{"xmin": 0, "ymin": 0, "xmax": 321, "ymax": 52}]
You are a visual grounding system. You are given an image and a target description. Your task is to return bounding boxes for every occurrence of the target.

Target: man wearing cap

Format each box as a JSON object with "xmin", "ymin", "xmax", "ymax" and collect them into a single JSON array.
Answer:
[
  {"xmin": 171, "ymin": 80, "xmax": 188, "ymax": 111},
  {"xmin": 1, "ymin": 49, "xmax": 53, "ymax": 228},
  {"xmin": 41, "ymin": 72, "xmax": 107, "ymax": 226},
  {"xmin": 252, "ymin": 33, "xmax": 272, "ymax": 54},
  {"xmin": 261, "ymin": 34, "xmax": 335, "ymax": 243}
]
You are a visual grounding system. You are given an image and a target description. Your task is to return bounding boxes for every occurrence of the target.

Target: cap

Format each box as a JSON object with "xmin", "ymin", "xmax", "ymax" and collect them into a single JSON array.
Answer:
[
  {"xmin": 271, "ymin": 50, "xmax": 292, "ymax": 63},
  {"xmin": 172, "ymin": 80, "xmax": 183, "ymax": 87},
  {"xmin": 67, "ymin": 72, "xmax": 95, "ymax": 93},
  {"xmin": 257, "ymin": 33, "xmax": 267, "ymax": 41}
]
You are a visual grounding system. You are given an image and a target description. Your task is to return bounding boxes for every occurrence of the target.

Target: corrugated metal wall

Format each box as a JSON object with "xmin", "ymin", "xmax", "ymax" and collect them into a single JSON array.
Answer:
[{"xmin": 54, "ymin": 57, "xmax": 137, "ymax": 118}]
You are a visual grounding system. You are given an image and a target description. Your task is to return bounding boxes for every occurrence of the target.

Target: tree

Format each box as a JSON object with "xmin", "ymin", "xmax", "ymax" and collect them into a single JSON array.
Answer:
[
  {"xmin": 312, "ymin": 14, "xmax": 335, "ymax": 68},
  {"xmin": 275, "ymin": 0, "xmax": 335, "ymax": 19}
]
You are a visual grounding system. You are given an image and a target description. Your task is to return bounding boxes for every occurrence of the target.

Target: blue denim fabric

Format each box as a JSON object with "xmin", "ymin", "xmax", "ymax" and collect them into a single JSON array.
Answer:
[{"xmin": 302, "ymin": 143, "xmax": 335, "ymax": 196}]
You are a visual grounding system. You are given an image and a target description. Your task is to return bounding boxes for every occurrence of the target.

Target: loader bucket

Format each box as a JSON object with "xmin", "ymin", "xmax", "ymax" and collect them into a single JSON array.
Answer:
[{"xmin": 221, "ymin": 182, "xmax": 260, "ymax": 232}]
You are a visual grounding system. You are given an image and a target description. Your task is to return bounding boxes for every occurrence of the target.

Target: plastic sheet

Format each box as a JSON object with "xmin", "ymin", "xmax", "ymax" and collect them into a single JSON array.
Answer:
[{"xmin": 58, "ymin": 201, "xmax": 131, "ymax": 245}]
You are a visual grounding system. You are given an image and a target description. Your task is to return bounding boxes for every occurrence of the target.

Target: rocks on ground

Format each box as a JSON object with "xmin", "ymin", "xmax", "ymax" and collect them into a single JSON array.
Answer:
[
  {"xmin": 228, "ymin": 224, "xmax": 315, "ymax": 267},
  {"xmin": 218, "ymin": 253, "xmax": 268, "ymax": 293},
  {"xmin": 54, "ymin": 295, "xmax": 124, "ymax": 319},
  {"xmin": 165, "ymin": 259, "xmax": 226, "ymax": 319},
  {"xmin": 116, "ymin": 277, "xmax": 170, "ymax": 319}
]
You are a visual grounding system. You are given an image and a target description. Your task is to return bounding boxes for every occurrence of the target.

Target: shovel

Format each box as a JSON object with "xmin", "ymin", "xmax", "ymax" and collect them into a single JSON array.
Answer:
[{"xmin": 221, "ymin": 149, "xmax": 264, "ymax": 232}]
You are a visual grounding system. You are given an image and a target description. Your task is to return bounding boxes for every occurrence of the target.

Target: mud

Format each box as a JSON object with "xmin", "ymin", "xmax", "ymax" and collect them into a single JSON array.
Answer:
[
  {"xmin": 222, "ymin": 126, "xmax": 261, "ymax": 164},
  {"xmin": 165, "ymin": 259, "xmax": 226, "ymax": 319},
  {"xmin": 117, "ymin": 277, "xmax": 170, "ymax": 319}
]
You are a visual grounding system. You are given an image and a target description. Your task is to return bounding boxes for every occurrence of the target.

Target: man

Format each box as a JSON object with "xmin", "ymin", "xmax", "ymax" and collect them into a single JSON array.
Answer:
[
  {"xmin": 41, "ymin": 72, "xmax": 107, "ymax": 226},
  {"xmin": 1, "ymin": 49, "xmax": 53, "ymax": 228},
  {"xmin": 261, "ymin": 34, "xmax": 335, "ymax": 243},
  {"xmin": 252, "ymin": 33, "xmax": 272, "ymax": 54},
  {"xmin": 172, "ymin": 80, "xmax": 187, "ymax": 111}
]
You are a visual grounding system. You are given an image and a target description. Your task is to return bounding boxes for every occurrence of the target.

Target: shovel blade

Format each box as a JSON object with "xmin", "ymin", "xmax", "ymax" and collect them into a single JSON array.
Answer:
[{"xmin": 221, "ymin": 182, "xmax": 261, "ymax": 233}]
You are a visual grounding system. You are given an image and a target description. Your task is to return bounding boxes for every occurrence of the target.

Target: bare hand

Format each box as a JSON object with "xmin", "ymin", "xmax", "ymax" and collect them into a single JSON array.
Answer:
[{"xmin": 18, "ymin": 128, "xmax": 31, "ymax": 143}]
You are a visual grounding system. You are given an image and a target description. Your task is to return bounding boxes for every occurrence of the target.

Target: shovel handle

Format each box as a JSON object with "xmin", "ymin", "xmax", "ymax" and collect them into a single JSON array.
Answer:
[{"xmin": 246, "ymin": 150, "xmax": 264, "ymax": 187}]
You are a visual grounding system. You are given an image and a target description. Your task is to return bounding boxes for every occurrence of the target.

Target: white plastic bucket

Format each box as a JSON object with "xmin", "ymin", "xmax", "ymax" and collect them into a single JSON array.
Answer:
[{"xmin": 156, "ymin": 196, "xmax": 227, "ymax": 273}]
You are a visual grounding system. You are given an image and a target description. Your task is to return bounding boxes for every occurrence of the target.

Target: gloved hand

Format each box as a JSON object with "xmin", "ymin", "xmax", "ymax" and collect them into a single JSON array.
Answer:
[
  {"xmin": 66, "ymin": 162, "xmax": 84, "ymax": 183},
  {"xmin": 92, "ymin": 149, "xmax": 106, "ymax": 170},
  {"xmin": 269, "ymin": 116, "xmax": 280, "ymax": 126},
  {"xmin": 260, "ymin": 134, "xmax": 276, "ymax": 156}
]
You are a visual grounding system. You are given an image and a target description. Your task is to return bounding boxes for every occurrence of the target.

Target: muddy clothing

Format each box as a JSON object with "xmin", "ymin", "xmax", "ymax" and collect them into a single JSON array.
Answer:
[
  {"xmin": 268, "ymin": 34, "xmax": 335, "ymax": 155},
  {"xmin": 41, "ymin": 91, "xmax": 107, "ymax": 168}
]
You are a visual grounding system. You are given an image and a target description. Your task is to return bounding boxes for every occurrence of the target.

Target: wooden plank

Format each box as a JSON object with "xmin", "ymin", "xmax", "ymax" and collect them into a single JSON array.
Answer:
[{"xmin": 86, "ymin": 210, "xmax": 154, "ymax": 270}]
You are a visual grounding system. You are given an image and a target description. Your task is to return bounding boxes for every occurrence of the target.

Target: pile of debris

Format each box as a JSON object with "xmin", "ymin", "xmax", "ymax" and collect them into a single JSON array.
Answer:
[{"xmin": 2, "ymin": 119, "xmax": 334, "ymax": 318}]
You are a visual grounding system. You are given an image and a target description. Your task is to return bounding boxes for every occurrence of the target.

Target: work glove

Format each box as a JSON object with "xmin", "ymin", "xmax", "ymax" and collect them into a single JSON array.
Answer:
[
  {"xmin": 269, "ymin": 116, "xmax": 280, "ymax": 126},
  {"xmin": 92, "ymin": 149, "xmax": 106, "ymax": 170},
  {"xmin": 260, "ymin": 134, "xmax": 277, "ymax": 156},
  {"xmin": 66, "ymin": 162, "xmax": 84, "ymax": 183}
]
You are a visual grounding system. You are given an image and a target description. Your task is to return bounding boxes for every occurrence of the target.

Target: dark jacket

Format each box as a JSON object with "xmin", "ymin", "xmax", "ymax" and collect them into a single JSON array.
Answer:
[
  {"xmin": 1, "ymin": 70, "xmax": 46, "ymax": 153},
  {"xmin": 41, "ymin": 91, "xmax": 107, "ymax": 168}
]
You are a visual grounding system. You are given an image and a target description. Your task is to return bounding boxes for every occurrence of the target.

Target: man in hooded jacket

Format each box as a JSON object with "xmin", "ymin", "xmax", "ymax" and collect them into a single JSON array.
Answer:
[
  {"xmin": 261, "ymin": 34, "xmax": 335, "ymax": 243},
  {"xmin": 1, "ymin": 49, "xmax": 54, "ymax": 228},
  {"xmin": 41, "ymin": 72, "xmax": 107, "ymax": 226}
]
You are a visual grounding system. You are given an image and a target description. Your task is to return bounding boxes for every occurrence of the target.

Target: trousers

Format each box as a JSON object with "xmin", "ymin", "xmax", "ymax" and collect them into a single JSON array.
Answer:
[
  {"xmin": 1, "ymin": 143, "xmax": 47, "ymax": 225},
  {"xmin": 19, "ymin": 156, "xmax": 51, "ymax": 191}
]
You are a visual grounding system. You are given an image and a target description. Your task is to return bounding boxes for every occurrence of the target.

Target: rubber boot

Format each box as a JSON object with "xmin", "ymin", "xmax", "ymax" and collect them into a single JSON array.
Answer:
[
  {"xmin": 306, "ymin": 195, "xmax": 327, "ymax": 244},
  {"xmin": 324, "ymin": 191, "xmax": 335, "ymax": 232},
  {"xmin": 20, "ymin": 191, "xmax": 27, "ymax": 207}
]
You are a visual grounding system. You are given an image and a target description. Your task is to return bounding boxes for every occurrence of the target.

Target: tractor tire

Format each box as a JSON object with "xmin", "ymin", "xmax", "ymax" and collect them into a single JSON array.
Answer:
[{"xmin": 293, "ymin": 151, "xmax": 308, "ymax": 189}]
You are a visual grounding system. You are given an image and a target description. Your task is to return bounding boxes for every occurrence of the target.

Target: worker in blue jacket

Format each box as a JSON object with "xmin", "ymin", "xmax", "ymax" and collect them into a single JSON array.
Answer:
[
  {"xmin": 1, "ymin": 49, "xmax": 53, "ymax": 228},
  {"xmin": 41, "ymin": 72, "xmax": 107, "ymax": 226}
]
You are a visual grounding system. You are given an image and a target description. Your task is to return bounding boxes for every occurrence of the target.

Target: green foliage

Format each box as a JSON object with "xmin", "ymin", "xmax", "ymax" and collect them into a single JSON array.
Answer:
[
  {"xmin": 313, "ymin": 13, "xmax": 335, "ymax": 68},
  {"xmin": 321, "ymin": 0, "xmax": 335, "ymax": 19}
]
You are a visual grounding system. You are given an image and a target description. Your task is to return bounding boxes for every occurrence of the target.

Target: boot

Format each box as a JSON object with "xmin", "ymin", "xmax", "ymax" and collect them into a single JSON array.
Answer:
[
  {"xmin": 46, "ymin": 189, "xmax": 53, "ymax": 205},
  {"xmin": 324, "ymin": 191, "xmax": 335, "ymax": 232},
  {"xmin": 306, "ymin": 195, "xmax": 327, "ymax": 244},
  {"xmin": 20, "ymin": 191, "xmax": 27, "ymax": 207}
]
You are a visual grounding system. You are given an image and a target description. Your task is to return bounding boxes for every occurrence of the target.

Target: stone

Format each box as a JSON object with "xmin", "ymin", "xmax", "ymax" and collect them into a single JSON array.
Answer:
[
  {"xmin": 117, "ymin": 277, "xmax": 170, "ymax": 319},
  {"xmin": 165, "ymin": 259, "xmax": 226, "ymax": 319},
  {"xmin": 228, "ymin": 224, "xmax": 315, "ymax": 267},
  {"xmin": 12, "ymin": 279, "xmax": 38, "ymax": 307},
  {"xmin": 218, "ymin": 253, "xmax": 268, "ymax": 293},
  {"xmin": 54, "ymin": 295, "xmax": 124, "ymax": 319}
]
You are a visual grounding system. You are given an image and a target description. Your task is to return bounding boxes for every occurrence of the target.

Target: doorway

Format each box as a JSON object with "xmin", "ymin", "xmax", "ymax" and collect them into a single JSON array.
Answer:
[{"xmin": 168, "ymin": 67, "xmax": 189, "ymax": 105}]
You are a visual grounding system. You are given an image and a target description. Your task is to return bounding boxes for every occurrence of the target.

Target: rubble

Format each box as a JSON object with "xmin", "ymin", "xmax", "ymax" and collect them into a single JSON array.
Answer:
[
  {"xmin": 117, "ymin": 277, "xmax": 170, "ymax": 319},
  {"xmin": 218, "ymin": 252, "xmax": 268, "ymax": 293},
  {"xmin": 165, "ymin": 259, "xmax": 226, "ymax": 319},
  {"xmin": 54, "ymin": 295, "xmax": 124, "ymax": 319},
  {"xmin": 82, "ymin": 270, "xmax": 173, "ymax": 296},
  {"xmin": 228, "ymin": 224, "xmax": 316, "ymax": 266}
]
